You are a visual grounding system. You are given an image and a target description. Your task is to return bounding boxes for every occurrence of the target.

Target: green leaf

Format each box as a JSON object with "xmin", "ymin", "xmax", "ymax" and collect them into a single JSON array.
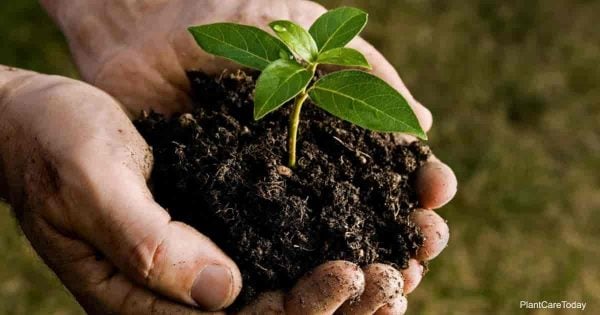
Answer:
[
  {"xmin": 270, "ymin": 20, "xmax": 319, "ymax": 62},
  {"xmin": 308, "ymin": 70, "xmax": 427, "ymax": 139},
  {"xmin": 309, "ymin": 7, "xmax": 368, "ymax": 53},
  {"xmin": 317, "ymin": 47, "xmax": 371, "ymax": 69},
  {"xmin": 188, "ymin": 23, "xmax": 292, "ymax": 70},
  {"xmin": 254, "ymin": 59, "xmax": 313, "ymax": 119}
]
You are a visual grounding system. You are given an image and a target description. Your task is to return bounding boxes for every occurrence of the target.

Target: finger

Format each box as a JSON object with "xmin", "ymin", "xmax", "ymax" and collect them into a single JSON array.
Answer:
[
  {"xmin": 285, "ymin": 261, "xmax": 365, "ymax": 315},
  {"xmin": 375, "ymin": 296, "xmax": 408, "ymax": 315},
  {"xmin": 415, "ymin": 159, "xmax": 458, "ymax": 209},
  {"xmin": 400, "ymin": 259, "xmax": 424, "ymax": 295},
  {"xmin": 410, "ymin": 209, "xmax": 450, "ymax": 261},
  {"xmin": 237, "ymin": 291, "xmax": 285, "ymax": 315},
  {"xmin": 348, "ymin": 37, "xmax": 433, "ymax": 133},
  {"xmin": 346, "ymin": 37, "xmax": 458, "ymax": 209},
  {"xmin": 338, "ymin": 264, "xmax": 404, "ymax": 314},
  {"xmin": 20, "ymin": 212, "xmax": 219, "ymax": 315}
]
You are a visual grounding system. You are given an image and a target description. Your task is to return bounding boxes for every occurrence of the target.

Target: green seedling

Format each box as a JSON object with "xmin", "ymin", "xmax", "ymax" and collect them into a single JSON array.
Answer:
[{"xmin": 188, "ymin": 7, "xmax": 426, "ymax": 168}]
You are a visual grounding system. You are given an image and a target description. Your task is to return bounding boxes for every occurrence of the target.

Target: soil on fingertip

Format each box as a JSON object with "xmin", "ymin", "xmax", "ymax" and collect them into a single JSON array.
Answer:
[{"xmin": 134, "ymin": 70, "xmax": 431, "ymax": 306}]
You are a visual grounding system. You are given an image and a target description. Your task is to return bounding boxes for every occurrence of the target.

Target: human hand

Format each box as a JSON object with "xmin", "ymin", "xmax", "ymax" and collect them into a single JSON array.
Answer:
[
  {"xmin": 0, "ymin": 67, "xmax": 243, "ymax": 314},
  {"xmin": 39, "ymin": 0, "xmax": 457, "ymax": 313}
]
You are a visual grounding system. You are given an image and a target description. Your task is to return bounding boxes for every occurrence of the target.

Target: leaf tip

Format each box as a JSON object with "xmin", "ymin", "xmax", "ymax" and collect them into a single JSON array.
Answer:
[
  {"xmin": 416, "ymin": 130, "xmax": 428, "ymax": 141},
  {"xmin": 337, "ymin": 6, "xmax": 368, "ymax": 15},
  {"xmin": 253, "ymin": 99, "xmax": 263, "ymax": 121},
  {"xmin": 253, "ymin": 109, "xmax": 265, "ymax": 121}
]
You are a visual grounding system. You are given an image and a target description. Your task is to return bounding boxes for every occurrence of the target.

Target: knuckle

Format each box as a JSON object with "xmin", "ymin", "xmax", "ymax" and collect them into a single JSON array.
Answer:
[
  {"xmin": 364, "ymin": 264, "xmax": 404, "ymax": 300},
  {"xmin": 319, "ymin": 261, "xmax": 365, "ymax": 296},
  {"xmin": 129, "ymin": 230, "xmax": 169, "ymax": 284}
]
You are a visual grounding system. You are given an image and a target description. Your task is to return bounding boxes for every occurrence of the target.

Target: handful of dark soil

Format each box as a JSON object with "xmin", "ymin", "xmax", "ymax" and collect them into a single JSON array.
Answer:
[{"xmin": 134, "ymin": 71, "xmax": 431, "ymax": 306}]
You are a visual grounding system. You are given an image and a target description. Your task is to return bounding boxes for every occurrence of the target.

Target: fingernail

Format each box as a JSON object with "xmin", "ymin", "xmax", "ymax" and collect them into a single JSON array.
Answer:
[{"xmin": 192, "ymin": 264, "xmax": 233, "ymax": 310}]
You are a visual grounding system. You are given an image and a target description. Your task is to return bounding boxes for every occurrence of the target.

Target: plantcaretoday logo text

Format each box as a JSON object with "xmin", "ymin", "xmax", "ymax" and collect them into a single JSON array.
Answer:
[{"xmin": 520, "ymin": 300, "xmax": 587, "ymax": 311}]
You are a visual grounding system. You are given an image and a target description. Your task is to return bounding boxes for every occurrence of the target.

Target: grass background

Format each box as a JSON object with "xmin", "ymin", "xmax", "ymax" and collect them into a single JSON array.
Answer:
[{"xmin": 1, "ymin": 0, "xmax": 599, "ymax": 314}]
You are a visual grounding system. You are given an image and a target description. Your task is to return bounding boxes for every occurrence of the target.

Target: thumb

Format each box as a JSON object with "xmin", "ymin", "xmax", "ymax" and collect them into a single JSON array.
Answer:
[
  {"xmin": 42, "ymin": 133, "xmax": 243, "ymax": 310},
  {"xmin": 62, "ymin": 160, "xmax": 243, "ymax": 311},
  {"xmin": 20, "ymin": 211, "xmax": 222, "ymax": 315}
]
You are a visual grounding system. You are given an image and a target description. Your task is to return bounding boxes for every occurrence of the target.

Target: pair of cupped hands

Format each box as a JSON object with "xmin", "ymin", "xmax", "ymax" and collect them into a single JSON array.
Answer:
[{"xmin": 0, "ymin": 1, "xmax": 456, "ymax": 314}]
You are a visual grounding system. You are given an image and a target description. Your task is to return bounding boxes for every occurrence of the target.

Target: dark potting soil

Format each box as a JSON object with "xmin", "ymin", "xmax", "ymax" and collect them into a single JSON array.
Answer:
[{"xmin": 134, "ymin": 70, "xmax": 431, "ymax": 306}]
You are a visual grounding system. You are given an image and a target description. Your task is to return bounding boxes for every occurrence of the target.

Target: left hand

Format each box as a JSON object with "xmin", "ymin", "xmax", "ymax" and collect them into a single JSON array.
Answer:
[{"xmin": 40, "ymin": 1, "xmax": 457, "ymax": 313}]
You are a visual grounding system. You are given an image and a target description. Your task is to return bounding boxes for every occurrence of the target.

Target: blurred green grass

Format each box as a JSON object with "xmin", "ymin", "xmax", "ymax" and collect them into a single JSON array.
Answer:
[{"xmin": 1, "ymin": 0, "xmax": 599, "ymax": 314}]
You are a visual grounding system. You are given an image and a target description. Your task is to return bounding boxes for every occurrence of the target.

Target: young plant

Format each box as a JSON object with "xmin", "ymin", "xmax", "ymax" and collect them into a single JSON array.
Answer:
[{"xmin": 188, "ymin": 7, "xmax": 427, "ymax": 168}]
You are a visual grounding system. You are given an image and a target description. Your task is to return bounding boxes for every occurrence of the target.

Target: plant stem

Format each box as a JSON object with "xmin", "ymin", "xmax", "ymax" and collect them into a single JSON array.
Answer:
[
  {"xmin": 288, "ymin": 92, "xmax": 309, "ymax": 168},
  {"xmin": 288, "ymin": 63, "xmax": 318, "ymax": 168}
]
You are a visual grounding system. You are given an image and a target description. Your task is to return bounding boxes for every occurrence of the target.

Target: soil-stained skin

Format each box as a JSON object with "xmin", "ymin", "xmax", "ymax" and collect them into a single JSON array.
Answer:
[{"xmin": 135, "ymin": 70, "xmax": 431, "ymax": 306}]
